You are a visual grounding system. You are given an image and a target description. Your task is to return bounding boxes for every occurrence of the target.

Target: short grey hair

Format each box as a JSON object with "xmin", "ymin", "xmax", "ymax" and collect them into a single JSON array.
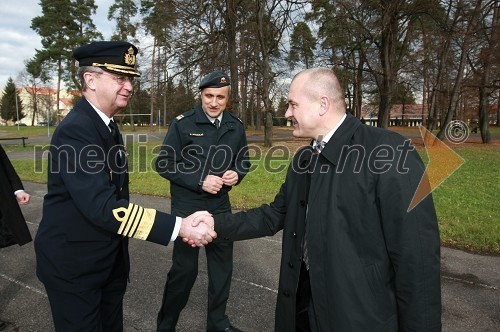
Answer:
[{"xmin": 77, "ymin": 66, "xmax": 104, "ymax": 91}]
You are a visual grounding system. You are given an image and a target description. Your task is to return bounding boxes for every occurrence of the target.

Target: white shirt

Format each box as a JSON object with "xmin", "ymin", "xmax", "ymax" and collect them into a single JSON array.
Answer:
[
  {"xmin": 87, "ymin": 101, "xmax": 182, "ymax": 241},
  {"xmin": 313, "ymin": 113, "xmax": 347, "ymax": 151},
  {"xmin": 205, "ymin": 112, "xmax": 223, "ymax": 125}
]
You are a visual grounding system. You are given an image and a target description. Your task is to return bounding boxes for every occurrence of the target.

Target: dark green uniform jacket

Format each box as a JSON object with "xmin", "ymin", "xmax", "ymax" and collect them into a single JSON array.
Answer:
[
  {"xmin": 156, "ymin": 103, "xmax": 250, "ymax": 213},
  {"xmin": 216, "ymin": 113, "xmax": 441, "ymax": 331}
]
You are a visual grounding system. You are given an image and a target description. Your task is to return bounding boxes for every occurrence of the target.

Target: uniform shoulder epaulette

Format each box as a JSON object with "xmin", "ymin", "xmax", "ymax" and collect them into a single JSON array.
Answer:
[
  {"xmin": 228, "ymin": 111, "xmax": 243, "ymax": 124},
  {"xmin": 175, "ymin": 109, "xmax": 196, "ymax": 122}
]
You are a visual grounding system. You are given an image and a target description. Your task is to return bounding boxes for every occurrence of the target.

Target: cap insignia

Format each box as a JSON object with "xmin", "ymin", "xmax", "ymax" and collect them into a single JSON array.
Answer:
[
  {"xmin": 220, "ymin": 77, "xmax": 227, "ymax": 84},
  {"xmin": 124, "ymin": 47, "xmax": 136, "ymax": 66}
]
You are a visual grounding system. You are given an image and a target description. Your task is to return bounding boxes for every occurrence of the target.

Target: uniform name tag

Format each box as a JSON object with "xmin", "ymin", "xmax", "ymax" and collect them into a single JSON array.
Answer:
[{"xmin": 189, "ymin": 133, "xmax": 204, "ymax": 136}]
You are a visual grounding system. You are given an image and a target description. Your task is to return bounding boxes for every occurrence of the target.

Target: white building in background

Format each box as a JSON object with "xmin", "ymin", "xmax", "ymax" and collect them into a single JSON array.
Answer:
[
  {"xmin": 11, "ymin": 87, "xmax": 80, "ymax": 126},
  {"xmin": 361, "ymin": 104, "xmax": 428, "ymax": 127}
]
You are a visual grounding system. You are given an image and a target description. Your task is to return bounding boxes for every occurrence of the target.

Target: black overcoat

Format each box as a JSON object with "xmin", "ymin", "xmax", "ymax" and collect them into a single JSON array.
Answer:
[
  {"xmin": 35, "ymin": 98, "xmax": 177, "ymax": 292},
  {"xmin": 0, "ymin": 144, "xmax": 32, "ymax": 248},
  {"xmin": 216, "ymin": 113, "xmax": 441, "ymax": 331}
]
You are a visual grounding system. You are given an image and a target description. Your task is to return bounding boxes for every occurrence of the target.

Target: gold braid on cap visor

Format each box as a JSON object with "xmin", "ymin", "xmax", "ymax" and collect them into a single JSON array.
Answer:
[{"xmin": 92, "ymin": 62, "xmax": 140, "ymax": 76}]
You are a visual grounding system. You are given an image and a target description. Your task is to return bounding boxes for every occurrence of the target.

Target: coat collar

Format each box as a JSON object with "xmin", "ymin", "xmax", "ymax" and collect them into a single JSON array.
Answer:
[
  {"xmin": 75, "ymin": 98, "xmax": 119, "ymax": 150},
  {"xmin": 192, "ymin": 103, "xmax": 241, "ymax": 134},
  {"xmin": 320, "ymin": 113, "xmax": 361, "ymax": 166}
]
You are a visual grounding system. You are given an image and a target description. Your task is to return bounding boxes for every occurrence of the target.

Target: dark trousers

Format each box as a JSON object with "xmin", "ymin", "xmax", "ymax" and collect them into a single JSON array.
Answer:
[
  {"xmin": 296, "ymin": 262, "xmax": 318, "ymax": 332},
  {"xmin": 45, "ymin": 277, "xmax": 127, "ymax": 332},
  {"xmin": 157, "ymin": 236, "xmax": 234, "ymax": 331},
  {"xmin": 44, "ymin": 252, "xmax": 127, "ymax": 332}
]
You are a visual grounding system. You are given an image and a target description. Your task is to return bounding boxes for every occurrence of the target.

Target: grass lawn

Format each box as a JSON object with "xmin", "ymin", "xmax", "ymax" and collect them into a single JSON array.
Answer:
[{"xmin": 3, "ymin": 126, "xmax": 499, "ymax": 254}]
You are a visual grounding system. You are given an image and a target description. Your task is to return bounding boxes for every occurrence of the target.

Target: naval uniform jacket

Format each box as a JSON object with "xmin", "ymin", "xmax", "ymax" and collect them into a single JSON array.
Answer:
[
  {"xmin": 156, "ymin": 103, "xmax": 250, "ymax": 213},
  {"xmin": 0, "ymin": 144, "xmax": 32, "ymax": 248},
  {"xmin": 215, "ymin": 113, "xmax": 441, "ymax": 331},
  {"xmin": 35, "ymin": 98, "xmax": 177, "ymax": 292}
]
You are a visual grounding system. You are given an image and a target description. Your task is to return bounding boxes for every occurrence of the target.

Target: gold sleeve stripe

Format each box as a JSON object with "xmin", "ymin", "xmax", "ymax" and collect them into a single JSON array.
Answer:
[
  {"xmin": 113, "ymin": 203, "xmax": 157, "ymax": 240},
  {"xmin": 122, "ymin": 204, "xmax": 141, "ymax": 237},
  {"xmin": 134, "ymin": 208, "xmax": 156, "ymax": 240},
  {"xmin": 126, "ymin": 205, "xmax": 143, "ymax": 237}
]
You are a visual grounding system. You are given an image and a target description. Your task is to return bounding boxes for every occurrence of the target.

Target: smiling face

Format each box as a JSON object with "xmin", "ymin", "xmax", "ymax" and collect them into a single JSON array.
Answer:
[
  {"xmin": 201, "ymin": 86, "xmax": 230, "ymax": 118},
  {"xmin": 83, "ymin": 70, "xmax": 134, "ymax": 117}
]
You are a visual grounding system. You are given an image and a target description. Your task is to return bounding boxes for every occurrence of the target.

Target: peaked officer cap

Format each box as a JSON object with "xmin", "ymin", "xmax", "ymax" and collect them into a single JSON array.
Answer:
[{"xmin": 73, "ymin": 41, "xmax": 140, "ymax": 77}]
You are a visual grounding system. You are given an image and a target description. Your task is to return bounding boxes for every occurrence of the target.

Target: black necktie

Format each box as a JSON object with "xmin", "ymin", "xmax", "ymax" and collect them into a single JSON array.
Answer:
[
  {"xmin": 214, "ymin": 118, "xmax": 220, "ymax": 129},
  {"xmin": 108, "ymin": 120, "xmax": 120, "ymax": 144}
]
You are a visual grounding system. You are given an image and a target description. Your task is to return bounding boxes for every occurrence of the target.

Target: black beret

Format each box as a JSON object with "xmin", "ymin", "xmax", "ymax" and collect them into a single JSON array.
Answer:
[
  {"xmin": 199, "ymin": 71, "xmax": 230, "ymax": 90},
  {"xmin": 73, "ymin": 41, "xmax": 140, "ymax": 77}
]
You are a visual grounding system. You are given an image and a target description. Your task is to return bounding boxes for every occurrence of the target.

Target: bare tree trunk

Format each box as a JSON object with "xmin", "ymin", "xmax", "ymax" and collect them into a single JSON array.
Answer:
[
  {"xmin": 437, "ymin": 0, "xmax": 481, "ymax": 140},
  {"xmin": 56, "ymin": 59, "xmax": 62, "ymax": 125},
  {"xmin": 354, "ymin": 51, "xmax": 364, "ymax": 119},
  {"xmin": 225, "ymin": 0, "xmax": 240, "ymax": 118},
  {"xmin": 240, "ymin": 61, "xmax": 249, "ymax": 128},
  {"xmin": 150, "ymin": 36, "xmax": 157, "ymax": 129},
  {"xmin": 376, "ymin": 0, "xmax": 399, "ymax": 128},
  {"xmin": 427, "ymin": 1, "xmax": 455, "ymax": 132},
  {"xmin": 256, "ymin": 0, "xmax": 273, "ymax": 147},
  {"xmin": 31, "ymin": 82, "xmax": 38, "ymax": 126},
  {"xmin": 478, "ymin": 2, "xmax": 498, "ymax": 143}
]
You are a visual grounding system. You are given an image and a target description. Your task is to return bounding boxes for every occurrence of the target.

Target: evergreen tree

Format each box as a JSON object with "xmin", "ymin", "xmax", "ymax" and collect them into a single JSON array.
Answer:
[
  {"xmin": 31, "ymin": 0, "xmax": 102, "ymax": 91},
  {"xmin": 287, "ymin": 22, "xmax": 316, "ymax": 69},
  {"xmin": 108, "ymin": 0, "xmax": 139, "ymax": 41},
  {"xmin": 0, "ymin": 78, "xmax": 25, "ymax": 124}
]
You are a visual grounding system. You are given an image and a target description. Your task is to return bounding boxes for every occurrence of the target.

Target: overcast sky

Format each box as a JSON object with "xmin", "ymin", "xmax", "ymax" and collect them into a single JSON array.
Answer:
[{"xmin": 0, "ymin": 0, "xmax": 115, "ymax": 89}]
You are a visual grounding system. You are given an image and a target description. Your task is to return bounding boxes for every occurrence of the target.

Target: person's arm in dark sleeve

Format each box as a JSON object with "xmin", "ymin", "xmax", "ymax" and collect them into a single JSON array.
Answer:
[
  {"xmin": 215, "ymin": 173, "xmax": 289, "ymax": 241},
  {"xmin": 52, "ymin": 124, "xmax": 177, "ymax": 246},
  {"xmin": 377, "ymin": 133, "xmax": 441, "ymax": 331},
  {"xmin": 0, "ymin": 144, "xmax": 24, "ymax": 192}
]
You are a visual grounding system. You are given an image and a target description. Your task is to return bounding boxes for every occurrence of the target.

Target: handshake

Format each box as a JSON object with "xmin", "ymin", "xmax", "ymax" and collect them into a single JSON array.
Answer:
[{"xmin": 179, "ymin": 211, "xmax": 218, "ymax": 247}]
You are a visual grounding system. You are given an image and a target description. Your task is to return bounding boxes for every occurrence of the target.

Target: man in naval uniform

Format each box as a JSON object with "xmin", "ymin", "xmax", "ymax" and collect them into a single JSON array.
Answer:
[{"xmin": 35, "ymin": 41, "xmax": 216, "ymax": 332}]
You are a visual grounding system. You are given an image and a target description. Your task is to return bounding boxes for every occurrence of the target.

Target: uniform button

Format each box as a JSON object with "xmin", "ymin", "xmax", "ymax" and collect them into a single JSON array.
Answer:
[
  {"xmin": 300, "ymin": 200, "xmax": 306, "ymax": 207},
  {"xmin": 288, "ymin": 261, "xmax": 294, "ymax": 268},
  {"xmin": 283, "ymin": 290, "xmax": 290, "ymax": 297},
  {"xmin": 292, "ymin": 232, "xmax": 297, "ymax": 238}
]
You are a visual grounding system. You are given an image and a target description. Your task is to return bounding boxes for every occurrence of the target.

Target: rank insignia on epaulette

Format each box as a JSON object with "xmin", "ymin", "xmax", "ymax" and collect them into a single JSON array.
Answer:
[
  {"xmin": 176, "ymin": 114, "xmax": 184, "ymax": 120},
  {"xmin": 189, "ymin": 133, "xmax": 204, "ymax": 137}
]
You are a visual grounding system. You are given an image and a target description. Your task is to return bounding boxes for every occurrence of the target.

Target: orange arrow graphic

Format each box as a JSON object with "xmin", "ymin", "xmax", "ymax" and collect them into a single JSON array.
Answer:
[{"xmin": 408, "ymin": 126, "xmax": 465, "ymax": 211}]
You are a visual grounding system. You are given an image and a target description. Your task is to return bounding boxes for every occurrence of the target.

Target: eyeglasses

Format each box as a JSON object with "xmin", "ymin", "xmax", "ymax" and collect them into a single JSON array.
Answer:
[{"xmin": 97, "ymin": 72, "xmax": 134, "ymax": 85}]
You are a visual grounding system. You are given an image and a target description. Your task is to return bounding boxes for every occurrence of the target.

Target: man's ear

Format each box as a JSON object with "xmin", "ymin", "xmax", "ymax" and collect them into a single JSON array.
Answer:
[
  {"xmin": 84, "ymin": 72, "xmax": 97, "ymax": 90},
  {"xmin": 319, "ymin": 96, "xmax": 329, "ymax": 116}
]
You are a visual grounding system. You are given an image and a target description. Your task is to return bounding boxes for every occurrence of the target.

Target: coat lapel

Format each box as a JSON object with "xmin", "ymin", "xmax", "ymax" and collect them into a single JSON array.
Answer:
[{"xmin": 76, "ymin": 98, "xmax": 127, "ymax": 190}]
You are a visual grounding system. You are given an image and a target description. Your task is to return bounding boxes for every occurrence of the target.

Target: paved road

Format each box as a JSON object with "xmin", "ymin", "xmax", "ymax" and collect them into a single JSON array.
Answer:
[
  {"xmin": 1, "ymin": 181, "xmax": 499, "ymax": 331},
  {"xmin": 1, "ymin": 130, "xmax": 499, "ymax": 331}
]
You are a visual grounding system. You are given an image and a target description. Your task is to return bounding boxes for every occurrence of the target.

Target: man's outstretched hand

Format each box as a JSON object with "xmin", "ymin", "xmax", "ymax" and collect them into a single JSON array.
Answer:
[{"xmin": 179, "ymin": 211, "xmax": 217, "ymax": 247}]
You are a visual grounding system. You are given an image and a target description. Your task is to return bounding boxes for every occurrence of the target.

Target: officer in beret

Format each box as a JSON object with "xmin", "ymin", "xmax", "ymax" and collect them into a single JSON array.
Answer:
[
  {"xmin": 34, "ymin": 41, "xmax": 216, "ymax": 332},
  {"xmin": 156, "ymin": 71, "xmax": 250, "ymax": 332}
]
